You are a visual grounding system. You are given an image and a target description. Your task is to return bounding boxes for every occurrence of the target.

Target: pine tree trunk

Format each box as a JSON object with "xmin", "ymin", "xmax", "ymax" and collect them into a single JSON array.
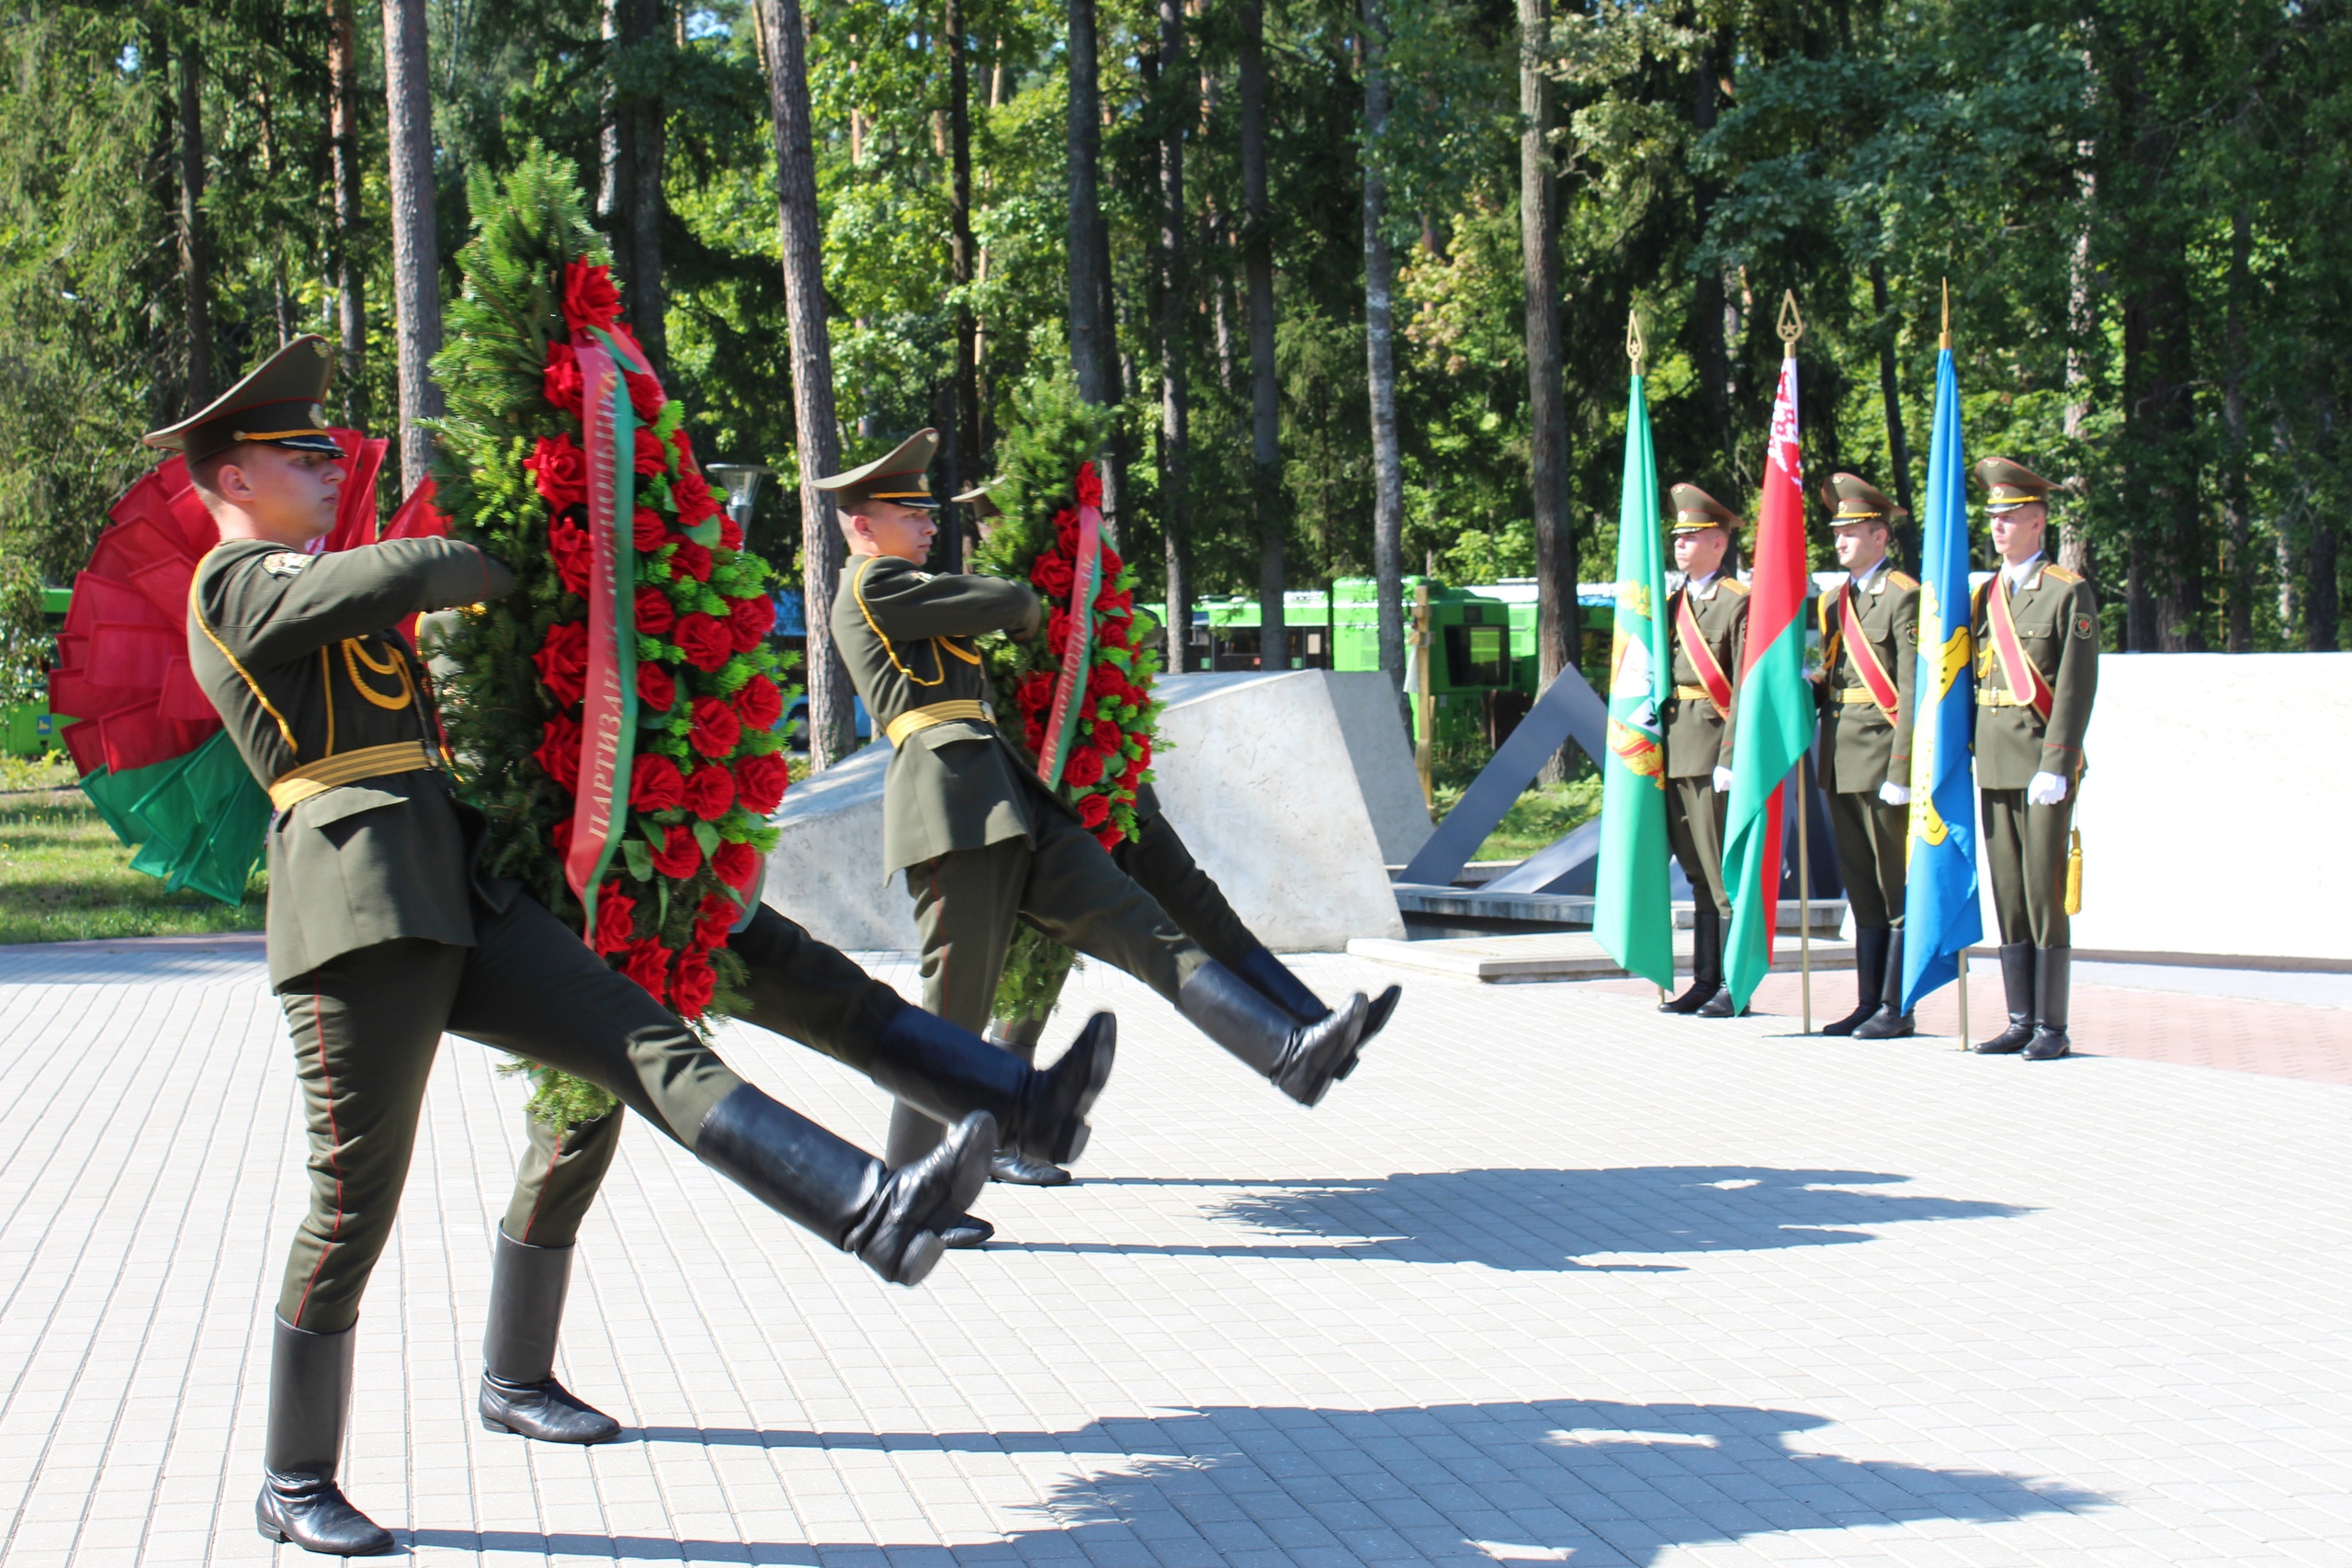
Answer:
[
  {"xmin": 175, "ymin": 30, "xmax": 211, "ymax": 409},
  {"xmin": 757, "ymin": 0, "xmax": 854, "ymax": 768},
  {"xmin": 1689, "ymin": 28, "xmax": 1733, "ymax": 473},
  {"xmin": 1157, "ymin": 0, "xmax": 1192, "ymax": 672},
  {"xmin": 946, "ymin": 0, "xmax": 978, "ymax": 566},
  {"xmin": 628, "ymin": 0, "xmax": 668, "ymax": 375},
  {"xmin": 1870, "ymin": 262, "xmax": 1915, "ymax": 572},
  {"xmin": 1362, "ymin": 0, "xmax": 1404, "ymax": 692},
  {"xmin": 328, "ymin": 0, "xmax": 366, "ymax": 427},
  {"xmin": 1240, "ymin": 0, "xmax": 1284, "ymax": 671},
  {"xmin": 384, "ymin": 0, "xmax": 444, "ymax": 496},
  {"xmin": 1520, "ymin": 0, "xmax": 1575, "ymax": 782},
  {"xmin": 1067, "ymin": 0, "xmax": 1121, "ymax": 542},
  {"xmin": 2221, "ymin": 205, "xmax": 2252, "ymax": 652}
]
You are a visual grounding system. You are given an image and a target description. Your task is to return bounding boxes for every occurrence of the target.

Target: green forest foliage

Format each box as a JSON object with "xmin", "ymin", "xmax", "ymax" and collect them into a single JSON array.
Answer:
[{"xmin": 3, "ymin": 0, "xmax": 2346, "ymax": 705}]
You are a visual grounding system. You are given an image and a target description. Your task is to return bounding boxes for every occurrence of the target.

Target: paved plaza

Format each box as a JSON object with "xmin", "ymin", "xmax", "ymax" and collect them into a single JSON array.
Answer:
[{"xmin": 1, "ymin": 935, "xmax": 2348, "ymax": 1565}]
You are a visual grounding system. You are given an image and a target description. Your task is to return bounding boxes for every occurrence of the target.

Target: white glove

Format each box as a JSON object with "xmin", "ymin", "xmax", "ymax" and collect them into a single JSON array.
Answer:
[
  {"xmin": 2027, "ymin": 771, "xmax": 2068, "ymax": 807},
  {"xmin": 1712, "ymin": 765, "xmax": 1735, "ymax": 794},
  {"xmin": 1878, "ymin": 780, "xmax": 1910, "ymax": 807}
]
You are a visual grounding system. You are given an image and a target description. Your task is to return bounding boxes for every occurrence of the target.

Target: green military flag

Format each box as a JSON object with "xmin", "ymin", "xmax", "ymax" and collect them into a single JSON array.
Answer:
[{"xmin": 1592, "ymin": 359, "xmax": 1676, "ymax": 987}]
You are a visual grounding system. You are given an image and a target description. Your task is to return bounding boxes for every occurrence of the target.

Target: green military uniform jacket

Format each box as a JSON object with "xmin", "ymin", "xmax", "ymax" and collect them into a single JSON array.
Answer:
[
  {"xmin": 187, "ymin": 536, "xmax": 517, "ymax": 987},
  {"xmin": 1664, "ymin": 573, "xmax": 1747, "ymax": 779},
  {"xmin": 830, "ymin": 553, "xmax": 1066, "ymax": 878},
  {"xmin": 1815, "ymin": 562, "xmax": 1919, "ymax": 794},
  {"xmin": 1970, "ymin": 557, "xmax": 2098, "ymax": 790}
]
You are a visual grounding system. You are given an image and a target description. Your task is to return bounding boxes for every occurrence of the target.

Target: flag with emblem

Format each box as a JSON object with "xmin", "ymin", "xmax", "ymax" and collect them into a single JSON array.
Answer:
[
  {"xmin": 1593, "ymin": 364, "xmax": 1675, "ymax": 987},
  {"xmin": 1721, "ymin": 348, "xmax": 1815, "ymax": 1009},
  {"xmin": 1898, "ymin": 341, "xmax": 1983, "ymax": 1008}
]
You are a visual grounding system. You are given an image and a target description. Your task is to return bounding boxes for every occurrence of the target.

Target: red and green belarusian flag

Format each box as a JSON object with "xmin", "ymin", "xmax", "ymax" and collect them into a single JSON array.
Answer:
[{"xmin": 1721, "ymin": 349, "xmax": 1815, "ymax": 1009}]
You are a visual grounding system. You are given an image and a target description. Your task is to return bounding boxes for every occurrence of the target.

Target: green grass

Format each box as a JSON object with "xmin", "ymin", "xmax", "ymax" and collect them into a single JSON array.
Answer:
[
  {"xmin": 1430, "ymin": 774, "xmax": 1605, "ymax": 863},
  {"xmin": 0, "ymin": 756, "xmax": 266, "ymax": 945}
]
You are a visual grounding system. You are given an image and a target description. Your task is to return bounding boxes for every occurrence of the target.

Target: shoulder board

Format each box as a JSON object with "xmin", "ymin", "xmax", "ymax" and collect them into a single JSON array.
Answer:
[
  {"xmin": 1888, "ymin": 570, "xmax": 1919, "ymax": 591},
  {"xmin": 2042, "ymin": 564, "xmax": 2082, "ymax": 584},
  {"xmin": 1720, "ymin": 579, "xmax": 1749, "ymax": 597}
]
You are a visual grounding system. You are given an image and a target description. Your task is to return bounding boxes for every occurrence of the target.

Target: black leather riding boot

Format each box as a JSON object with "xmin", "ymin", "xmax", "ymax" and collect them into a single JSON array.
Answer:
[
  {"xmin": 1660, "ymin": 908, "xmax": 1721, "ymax": 1013},
  {"xmin": 2026, "ymin": 945, "xmax": 2073, "ymax": 1059},
  {"xmin": 1822, "ymin": 927, "xmax": 1888, "ymax": 1035},
  {"xmin": 254, "ymin": 1316, "xmax": 394, "ymax": 1554},
  {"xmin": 1694, "ymin": 909, "xmax": 1742, "ymax": 1016},
  {"xmin": 1853, "ymin": 928, "xmax": 1917, "ymax": 1039},
  {"xmin": 867, "ymin": 1004, "xmax": 1114, "ymax": 1167},
  {"xmin": 695, "ymin": 1087, "xmax": 995, "ymax": 1285},
  {"xmin": 982, "ymin": 1021, "xmax": 1075, "ymax": 1186},
  {"xmin": 1177, "ymin": 962, "xmax": 1369, "ymax": 1106},
  {"xmin": 479, "ymin": 1229, "xmax": 621, "ymax": 1444},
  {"xmin": 1234, "ymin": 943, "xmax": 1399, "ymax": 1056},
  {"xmin": 1974, "ymin": 942, "xmax": 2037, "ymax": 1054}
]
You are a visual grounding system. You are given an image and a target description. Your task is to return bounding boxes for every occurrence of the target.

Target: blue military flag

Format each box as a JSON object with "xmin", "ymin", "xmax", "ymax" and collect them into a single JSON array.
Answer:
[{"xmin": 1898, "ymin": 338, "xmax": 1984, "ymax": 1009}]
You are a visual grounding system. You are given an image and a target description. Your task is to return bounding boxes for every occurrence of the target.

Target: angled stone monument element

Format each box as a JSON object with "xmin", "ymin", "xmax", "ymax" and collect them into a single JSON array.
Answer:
[{"xmin": 763, "ymin": 669, "xmax": 1420, "ymax": 953}]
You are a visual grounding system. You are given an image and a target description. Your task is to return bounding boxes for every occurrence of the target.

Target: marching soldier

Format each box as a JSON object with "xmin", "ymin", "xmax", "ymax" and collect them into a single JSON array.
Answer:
[
  {"xmin": 1657, "ymin": 483, "xmax": 1748, "ymax": 1018},
  {"xmin": 1814, "ymin": 474, "xmax": 1920, "ymax": 1038},
  {"xmin": 166, "ymin": 340, "xmax": 998, "ymax": 1552},
  {"xmin": 1968, "ymin": 457, "xmax": 2097, "ymax": 1061},
  {"xmin": 824, "ymin": 432, "xmax": 1373, "ymax": 1229}
]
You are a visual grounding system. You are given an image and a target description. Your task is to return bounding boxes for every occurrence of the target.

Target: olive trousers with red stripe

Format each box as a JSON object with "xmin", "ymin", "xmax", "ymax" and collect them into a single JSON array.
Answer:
[{"xmin": 273, "ymin": 894, "xmax": 744, "ymax": 1335}]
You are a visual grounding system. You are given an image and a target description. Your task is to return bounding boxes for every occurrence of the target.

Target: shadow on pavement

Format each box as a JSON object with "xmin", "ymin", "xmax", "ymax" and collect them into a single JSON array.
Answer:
[
  {"xmin": 1005, "ymin": 1165, "xmax": 2030, "ymax": 1270},
  {"xmin": 443, "ymin": 1397, "xmax": 2096, "ymax": 1564}
]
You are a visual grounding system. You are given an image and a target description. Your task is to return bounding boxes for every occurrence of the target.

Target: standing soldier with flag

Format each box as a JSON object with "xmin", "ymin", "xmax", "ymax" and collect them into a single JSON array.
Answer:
[
  {"xmin": 1657, "ymin": 483, "xmax": 1747, "ymax": 1017},
  {"xmin": 1814, "ymin": 474, "xmax": 1920, "ymax": 1037},
  {"xmin": 1969, "ymin": 457, "xmax": 2097, "ymax": 1060}
]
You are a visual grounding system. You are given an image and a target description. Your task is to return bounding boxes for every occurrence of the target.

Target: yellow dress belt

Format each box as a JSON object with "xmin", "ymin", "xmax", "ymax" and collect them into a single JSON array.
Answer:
[
  {"xmin": 884, "ymin": 699, "xmax": 995, "ymax": 747},
  {"xmin": 1835, "ymin": 688, "xmax": 1883, "ymax": 705},
  {"xmin": 1671, "ymin": 684, "xmax": 1717, "ymax": 702},
  {"xmin": 1973, "ymin": 688, "xmax": 2038, "ymax": 708},
  {"xmin": 269, "ymin": 739, "xmax": 438, "ymax": 811}
]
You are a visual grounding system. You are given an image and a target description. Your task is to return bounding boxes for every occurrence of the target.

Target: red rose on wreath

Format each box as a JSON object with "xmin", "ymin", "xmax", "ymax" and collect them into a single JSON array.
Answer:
[
  {"xmin": 591, "ymin": 884, "xmax": 637, "ymax": 954},
  {"xmin": 624, "ymin": 369, "xmax": 663, "ymax": 423},
  {"xmin": 718, "ymin": 515, "xmax": 744, "ymax": 550},
  {"xmin": 669, "ymin": 538, "xmax": 714, "ymax": 583},
  {"xmin": 549, "ymin": 818, "xmax": 572, "ymax": 858},
  {"xmin": 682, "ymin": 763, "xmax": 736, "ymax": 820},
  {"xmin": 634, "ymin": 585, "xmax": 676, "ymax": 635},
  {"xmin": 673, "ymin": 468, "xmax": 720, "ymax": 528},
  {"xmin": 548, "ymin": 518, "xmax": 593, "ymax": 596},
  {"xmin": 1062, "ymin": 745, "xmax": 1106, "ymax": 789},
  {"xmin": 1074, "ymin": 792, "xmax": 1112, "ymax": 829},
  {"xmin": 1130, "ymin": 734, "xmax": 1152, "ymax": 772},
  {"xmin": 562, "ymin": 260, "xmax": 621, "ymax": 333},
  {"xmin": 636, "ymin": 662, "xmax": 675, "ymax": 712},
  {"xmin": 734, "ymin": 752, "xmax": 788, "ymax": 814},
  {"xmin": 532, "ymin": 620, "xmax": 589, "ymax": 705},
  {"xmin": 1024, "ymin": 716, "xmax": 1047, "ymax": 752},
  {"xmin": 734, "ymin": 673, "xmax": 783, "ymax": 731},
  {"xmin": 1030, "ymin": 552, "xmax": 1075, "ymax": 600},
  {"xmin": 632, "ymin": 426, "xmax": 669, "ymax": 478},
  {"xmin": 1091, "ymin": 718, "xmax": 1123, "ymax": 754},
  {"xmin": 527, "ymin": 435, "xmax": 588, "ymax": 510},
  {"xmin": 1118, "ymin": 759, "xmax": 1145, "ymax": 793},
  {"xmin": 712, "ymin": 839, "xmax": 761, "ymax": 890},
  {"xmin": 543, "ymin": 344, "xmax": 584, "ymax": 417},
  {"xmin": 1098, "ymin": 544, "xmax": 1124, "ymax": 577},
  {"xmin": 650, "ymin": 821, "xmax": 703, "ymax": 878},
  {"xmin": 671, "ymin": 948, "xmax": 717, "ymax": 1018},
  {"xmin": 1046, "ymin": 609, "xmax": 1073, "ymax": 656},
  {"xmin": 1095, "ymin": 827, "xmax": 1124, "ymax": 852},
  {"xmin": 620, "ymin": 938, "xmax": 671, "ymax": 1002},
  {"xmin": 1074, "ymin": 462, "xmax": 1102, "ymax": 508},
  {"xmin": 688, "ymin": 694, "xmax": 742, "ymax": 757},
  {"xmin": 631, "ymin": 506, "xmax": 667, "ymax": 551},
  {"xmin": 534, "ymin": 713, "xmax": 583, "ymax": 792},
  {"xmin": 726, "ymin": 594, "xmax": 775, "ymax": 652},
  {"xmin": 675, "ymin": 613, "xmax": 732, "ymax": 671},
  {"xmin": 1016, "ymin": 671, "xmax": 1056, "ymax": 714},
  {"xmin": 692, "ymin": 892, "xmax": 738, "ymax": 950},
  {"xmin": 628, "ymin": 752, "xmax": 684, "ymax": 813}
]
